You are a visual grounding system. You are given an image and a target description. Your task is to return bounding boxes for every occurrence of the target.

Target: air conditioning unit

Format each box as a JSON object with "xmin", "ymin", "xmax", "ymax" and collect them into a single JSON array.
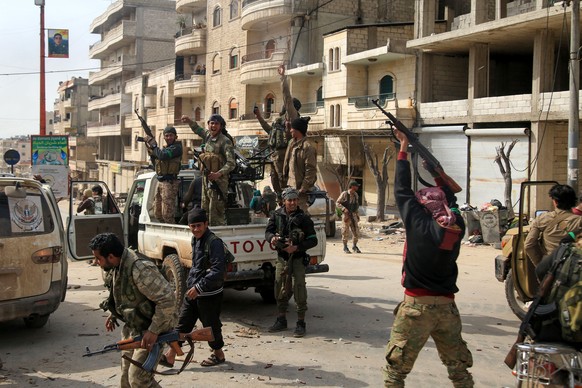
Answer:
[
  {"xmin": 144, "ymin": 94, "xmax": 156, "ymax": 109},
  {"xmin": 189, "ymin": 55, "xmax": 197, "ymax": 65}
]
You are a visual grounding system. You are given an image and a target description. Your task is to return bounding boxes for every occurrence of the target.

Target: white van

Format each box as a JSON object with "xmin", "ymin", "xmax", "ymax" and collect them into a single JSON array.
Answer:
[{"xmin": 0, "ymin": 177, "xmax": 67, "ymax": 328}]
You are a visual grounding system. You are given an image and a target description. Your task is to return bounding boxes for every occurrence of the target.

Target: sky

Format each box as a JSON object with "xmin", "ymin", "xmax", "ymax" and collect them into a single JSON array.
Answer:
[{"xmin": 0, "ymin": 0, "xmax": 113, "ymax": 139}]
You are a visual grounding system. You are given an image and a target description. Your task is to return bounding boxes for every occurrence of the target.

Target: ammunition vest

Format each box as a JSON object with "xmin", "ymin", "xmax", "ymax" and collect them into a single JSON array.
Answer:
[
  {"xmin": 112, "ymin": 250, "xmax": 156, "ymax": 333},
  {"xmin": 269, "ymin": 118, "xmax": 288, "ymax": 150},
  {"xmin": 199, "ymin": 152, "xmax": 222, "ymax": 173},
  {"xmin": 155, "ymin": 156, "xmax": 181, "ymax": 177}
]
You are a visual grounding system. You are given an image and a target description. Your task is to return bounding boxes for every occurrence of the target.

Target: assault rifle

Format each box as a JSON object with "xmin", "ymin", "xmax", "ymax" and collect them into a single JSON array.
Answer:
[
  {"xmin": 504, "ymin": 245, "xmax": 567, "ymax": 369},
  {"xmin": 191, "ymin": 149, "xmax": 226, "ymax": 201},
  {"xmin": 371, "ymin": 99, "xmax": 462, "ymax": 194},
  {"xmin": 340, "ymin": 200, "xmax": 357, "ymax": 226},
  {"xmin": 134, "ymin": 109, "xmax": 154, "ymax": 138},
  {"xmin": 83, "ymin": 327, "xmax": 213, "ymax": 373}
]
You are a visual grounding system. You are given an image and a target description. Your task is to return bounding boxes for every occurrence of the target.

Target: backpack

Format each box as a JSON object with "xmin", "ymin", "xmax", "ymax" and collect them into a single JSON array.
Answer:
[
  {"xmin": 193, "ymin": 232, "xmax": 235, "ymax": 265},
  {"xmin": 268, "ymin": 119, "xmax": 288, "ymax": 150},
  {"xmin": 544, "ymin": 244, "xmax": 582, "ymax": 342}
]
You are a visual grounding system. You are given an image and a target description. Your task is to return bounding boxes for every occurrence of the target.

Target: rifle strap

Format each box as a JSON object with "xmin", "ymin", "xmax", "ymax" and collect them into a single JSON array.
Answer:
[{"xmin": 121, "ymin": 337, "xmax": 195, "ymax": 376}]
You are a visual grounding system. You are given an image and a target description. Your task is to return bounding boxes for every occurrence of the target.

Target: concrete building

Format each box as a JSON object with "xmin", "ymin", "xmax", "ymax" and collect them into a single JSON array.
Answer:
[
  {"xmin": 52, "ymin": 77, "xmax": 99, "ymax": 180},
  {"xmin": 87, "ymin": 0, "xmax": 177, "ymax": 194},
  {"xmin": 407, "ymin": 0, "xmax": 582, "ymax": 212}
]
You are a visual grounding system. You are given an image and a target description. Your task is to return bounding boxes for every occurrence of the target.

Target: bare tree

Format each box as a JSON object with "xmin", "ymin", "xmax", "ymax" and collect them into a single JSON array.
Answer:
[
  {"xmin": 363, "ymin": 143, "xmax": 395, "ymax": 222},
  {"xmin": 494, "ymin": 139, "xmax": 518, "ymax": 218},
  {"xmin": 323, "ymin": 162, "xmax": 356, "ymax": 193}
]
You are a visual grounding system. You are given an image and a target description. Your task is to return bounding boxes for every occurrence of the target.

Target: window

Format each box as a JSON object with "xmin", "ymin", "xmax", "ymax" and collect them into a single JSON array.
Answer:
[
  {"xmin": 328, "ymin": 47, "xmax": 341, "ymax": 71},
  {"xmin": 264, "ymin": 94, "xmax": 275, "ymax": 115},
  {"xmin": 213, "ymin": 6, "xmax": 222, "ymax": 27},
  {"xmin": 212, "ymin": 54, "xmax": 221, "ymax": 74},
  {"xmin": 159, "ymin": 89, "xmax": 165, "ymax": 108},
  {"xmin": 229, "ymin": 98, "xmax": 238, "ymax": 120},
  {"xmin": 212, "ymin": 101, "xmax": 220, "ymax": 115},
  {"xmin": 316, "ymin": 86, "xmax": 323, "ymax": 105},
  {"xmin": 195, "ymin": 107, "xmax": 202, "ymax": 122},
  {"xmin": 335, "ymin": 104, "xmax": 341, "ymax": 127},
  {"xmin": 230, "ymin": 0, "xmax": 239, "ymax": 19},
  {"xmin": 229, "ymin": 48, "xmax": 238, "ymax": 69},
  {"xmin": 134, "ymin": 95, "xmax": 139, "ymax": 110},
  {"xmin": 379, "ymin": 74, "xmax": 395, "ymax": 103},
  {"xmin": 329, "ymin": 105, "xmax": 334, "ymax": 127}
]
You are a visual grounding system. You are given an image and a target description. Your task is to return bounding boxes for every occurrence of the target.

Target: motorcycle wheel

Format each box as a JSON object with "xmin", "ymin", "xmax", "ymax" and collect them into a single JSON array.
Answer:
[{"xmin": 505, "ymin": 269, "xmax": 528, "ymax": 320}]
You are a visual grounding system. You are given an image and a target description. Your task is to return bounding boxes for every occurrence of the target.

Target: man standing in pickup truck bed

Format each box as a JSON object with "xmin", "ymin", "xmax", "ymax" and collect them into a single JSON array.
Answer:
[
  {"xmin": 181, "ymin": 114, "xmax": 236, "ymax": 226},
  {"xmin": 145, "ymin": 126, "xmax": 183, "ymax": 224},
  {"xmin": 265, "ymin": 187, "xmax": 318, "ymax": 337}
]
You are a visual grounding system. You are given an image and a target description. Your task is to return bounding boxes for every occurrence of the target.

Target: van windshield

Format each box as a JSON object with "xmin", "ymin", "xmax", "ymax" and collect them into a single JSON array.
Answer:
[{"xmin": 0, "ymin": 186, "xmax": 54, "ymax": 237}]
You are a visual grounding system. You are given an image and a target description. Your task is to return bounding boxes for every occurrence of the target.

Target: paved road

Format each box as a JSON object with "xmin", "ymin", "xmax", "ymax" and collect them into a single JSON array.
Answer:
[{"xmin": 0, "ymin": 227, "xmax": 519, "ymax": 387}]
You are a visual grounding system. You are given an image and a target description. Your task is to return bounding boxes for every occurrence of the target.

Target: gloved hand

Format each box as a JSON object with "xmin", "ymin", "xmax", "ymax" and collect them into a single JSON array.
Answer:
[{"xmin": 145, "ymin": 136, "xmax": 157, "ymax": 148}]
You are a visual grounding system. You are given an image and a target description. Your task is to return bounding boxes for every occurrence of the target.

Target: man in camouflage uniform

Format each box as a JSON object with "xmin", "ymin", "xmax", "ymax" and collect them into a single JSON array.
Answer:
[
  {"xmin": 336, "ymin": 180, "xmax": 361, "ymax": 254},
  {"xmin": 90, "ymin": 233, "xmax": 177, "ymax": 388},
  {"xmin": 181, "ymin": 114, "xmax": 236, "ymax": 226},
  {"xmin": 254, "ymin": 66, "xmax": 301, "ymax": 197},
  {"xmin": 145, "ymin": 126, "xmax": 183, "ymax": 223},
  {"xmin": 283, "ymin": 117, "xmax": 317, "ymax": 213},
  {"xmin": 265, "ymin": 188, "xmax": 318, "ymax": 337},
  {"xmin": 383, "ymin": 129, "xmax": 474, "ymax": 387}
]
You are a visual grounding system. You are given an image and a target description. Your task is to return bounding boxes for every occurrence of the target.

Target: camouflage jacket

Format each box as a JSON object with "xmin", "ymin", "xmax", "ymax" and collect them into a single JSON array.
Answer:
[
  {"xmin": 109, "ymin": 248, "xmax": 177, "ymax": 336},
  {"xmin": 283, "ymin": 137, "xmax": 317, "ymax": 192},
  {"xmin": 189, "ymin": 123, "xmax": 236, "ymax": 184}
]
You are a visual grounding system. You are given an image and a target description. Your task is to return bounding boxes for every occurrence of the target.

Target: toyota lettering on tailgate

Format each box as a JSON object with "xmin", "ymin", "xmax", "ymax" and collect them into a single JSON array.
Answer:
[{"xmin": 227, "ymin": 239, "xmax": 274, "ymax": 254}]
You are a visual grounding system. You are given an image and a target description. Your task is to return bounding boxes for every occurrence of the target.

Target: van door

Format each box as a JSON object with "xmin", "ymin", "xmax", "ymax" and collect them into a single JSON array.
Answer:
[{"xmin": 66, "ymin": 180, "xmax": 124, "ymax": 260}]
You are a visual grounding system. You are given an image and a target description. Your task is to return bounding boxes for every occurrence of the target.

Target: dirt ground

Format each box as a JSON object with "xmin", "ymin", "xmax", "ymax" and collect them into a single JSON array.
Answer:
[{"xmin": 0, "ymin": 221, "xmax": 519, "ymax": 387}]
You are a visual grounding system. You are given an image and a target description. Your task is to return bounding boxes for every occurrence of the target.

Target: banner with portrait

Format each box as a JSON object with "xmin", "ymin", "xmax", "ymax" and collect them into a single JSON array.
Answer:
[{"xmin": 48, "ymin": 28, "xmax": 69, "ymax": 58}]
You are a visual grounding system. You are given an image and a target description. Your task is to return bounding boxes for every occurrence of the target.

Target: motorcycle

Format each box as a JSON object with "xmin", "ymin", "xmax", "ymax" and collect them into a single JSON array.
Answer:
[{"xmin": 513, "ymin": 341, "xmax": 582, "ymax": 387}]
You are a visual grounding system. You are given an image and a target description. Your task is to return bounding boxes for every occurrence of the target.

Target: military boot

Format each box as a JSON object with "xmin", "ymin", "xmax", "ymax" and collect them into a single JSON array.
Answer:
[
  {"xmin": 352, "ymin": 245, "xmax": 361, "ymax": 253},
  {"xmin": 294, "ymin": 320, "xmax": 306, "ymax": 338},
  {"xmin": 343, "ymin": 244, "xmax": 351, "ymax": 254},
  {"xmin": 268, "ymin": 316, "xmax": 287, "ymax": 332}
]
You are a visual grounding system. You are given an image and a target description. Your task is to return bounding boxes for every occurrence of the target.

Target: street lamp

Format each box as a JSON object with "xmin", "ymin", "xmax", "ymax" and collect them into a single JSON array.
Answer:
[{"xmin": 35, "ymin": 0, "xmax": 46, "ymax": 136}]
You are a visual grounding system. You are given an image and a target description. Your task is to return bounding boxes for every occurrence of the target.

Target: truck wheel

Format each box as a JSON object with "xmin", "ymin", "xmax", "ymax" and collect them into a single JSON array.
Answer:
[
  {"xmin": 505, "ymin": 269, "xmax": 528, "ymax": 320},
  {"xmin": 258, "ymin": 287, "xmax": 276, "ymax": 304},
  {"xmin": 326, "ymin": 220, "xmax": 336, "ymax": 238},
  {"xmin": 23, "ymin": 314, "xmax": 50, "ymax": 329},
  {"xmin": 162, "ymin": 254, "xmax": 187, "ymax": 312}
]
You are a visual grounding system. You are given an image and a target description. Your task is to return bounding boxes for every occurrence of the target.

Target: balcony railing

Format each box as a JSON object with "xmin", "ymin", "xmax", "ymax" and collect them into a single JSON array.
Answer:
[
  {"xmin": 348, "ymin": 93, "xmax": 394, "ymax": 109},
  {"xmin": 239, "ymin": 112, "xmax": 274, "ymax": 121},
  {"xmin": 242, "ymin": 50, "xmax": 280, "ymax": 64},
  {"xmin": 299, "ymin": 101, "xmax": 324, "ymax": 114}
]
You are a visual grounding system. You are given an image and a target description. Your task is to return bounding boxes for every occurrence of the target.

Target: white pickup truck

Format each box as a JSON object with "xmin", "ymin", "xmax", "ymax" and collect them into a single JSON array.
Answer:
[{"xmin": 66, "ymin": 169, "xmax": 329, "ymax": 305}]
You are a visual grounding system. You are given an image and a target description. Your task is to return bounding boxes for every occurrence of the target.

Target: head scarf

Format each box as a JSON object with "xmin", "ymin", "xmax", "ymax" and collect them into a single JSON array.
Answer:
[{"xmin": 415, "ymin": 186, "xmax": 456, "ymax": 227}]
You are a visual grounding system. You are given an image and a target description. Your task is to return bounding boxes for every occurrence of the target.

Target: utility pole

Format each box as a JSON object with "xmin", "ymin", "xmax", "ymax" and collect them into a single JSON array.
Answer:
[
  {"xmin": 35, "ymin": 0, "xmax": 46, "ymax": 136},
  {"xmin": 567, "ymin": 0, "xmax": 580, "ymax": 190}
]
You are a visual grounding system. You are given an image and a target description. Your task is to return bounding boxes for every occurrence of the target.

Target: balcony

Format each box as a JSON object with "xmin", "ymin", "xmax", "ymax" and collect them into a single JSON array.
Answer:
[
  {"xmin": 88, "ymin": 93, "xmax": 122, "ymax": 111},
  {"xmin": 86, "ymin": 118, "xmax": 122, "ymax": 137},
  {"xmin": 89, "ymin": 55, "xmax": 137, "ymax": 85},
  {"xmin": 174, "ymin": 74, "xmax": 206, "ymax": 98},
  {"xmin": 176, "ymin": 0, "xmax": 206, "ymax": 13},
  {"xmin": 240, "ymin": 49, "xmax": 287, "ymax": 85},
  {"xmin": 241, "ymin": 0, "xmax": 294, "ymax": 31},
  {"xmin": 89, "ymin": 20, "xmax": 136, "ymax": 60},
  {"xmin": 175, "ymin": 27, "xmax": 207, "ymax": 56}
]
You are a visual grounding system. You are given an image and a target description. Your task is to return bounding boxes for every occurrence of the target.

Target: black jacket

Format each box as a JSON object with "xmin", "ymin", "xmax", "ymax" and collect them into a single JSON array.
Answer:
[
  {"xmin": 265, "ymin": 207, "xmax": 318, "ymax": 260},
  {"xmin": 395, "ymin": 156, "xmax": 465, "ymax": 294},
  {"xmin": 187, "ymin": 229, "xmax": 226, "ymax": 297}
]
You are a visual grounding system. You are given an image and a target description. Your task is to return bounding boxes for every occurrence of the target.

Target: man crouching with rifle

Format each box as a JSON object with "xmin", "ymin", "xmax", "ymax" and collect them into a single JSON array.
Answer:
[
  {"xmin": 383, "ymin": 128, "xmax": 474, "ymax": 387},
  {"xmin": 90, "ymin": 233, "xmax": 177, "ymax": 387}
]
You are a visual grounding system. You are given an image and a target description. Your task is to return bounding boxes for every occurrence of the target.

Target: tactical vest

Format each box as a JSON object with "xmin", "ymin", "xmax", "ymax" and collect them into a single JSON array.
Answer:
[
  {"xmin": 269, "ymin": 118, "xmax": 288, "ymax": 150},
  {"xmin": 113, "ymin": 251, "xmax": 156, "ymax": 333},
  {"xmin": 155, "ymin": 156, "xmax": 181, "ymax": 177}
]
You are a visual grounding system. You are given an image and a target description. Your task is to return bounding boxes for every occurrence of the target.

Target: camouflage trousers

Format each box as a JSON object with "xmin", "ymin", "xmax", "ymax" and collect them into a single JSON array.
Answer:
[
  {"xmin": 383, "ymin": 298, "xmax": 474, "ymax": 388},
  {"xmin": 274, "ymin": 256, "xmax": 308, "ymax": 316},
  {"xmin": 120, "ymin": 325, "xmax": 161, "ymax": 388},
  {"xmin": 341, "ymin": 215, "xmax": 359, "ymax": 245},
  {"xmin": 270, "ymin": 149, "xmax": 286, "ymax": 196},
  {"xmin": 154, "ymin": 180, "xmax": 180, "ymax": 224},
  {"xmin": 202, "ymin": 177, "xmax": 228, "ymax": 226}
]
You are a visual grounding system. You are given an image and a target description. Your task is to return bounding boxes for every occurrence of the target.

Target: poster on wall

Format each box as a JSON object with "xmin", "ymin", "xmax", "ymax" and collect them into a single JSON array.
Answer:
[
  {"xmin": 31, "ymin": 135, "xmax": 70, "ymax": 198},
  {"xmin": 48, "ymin": 28, "xmax": 69, "ymax": 58}
]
